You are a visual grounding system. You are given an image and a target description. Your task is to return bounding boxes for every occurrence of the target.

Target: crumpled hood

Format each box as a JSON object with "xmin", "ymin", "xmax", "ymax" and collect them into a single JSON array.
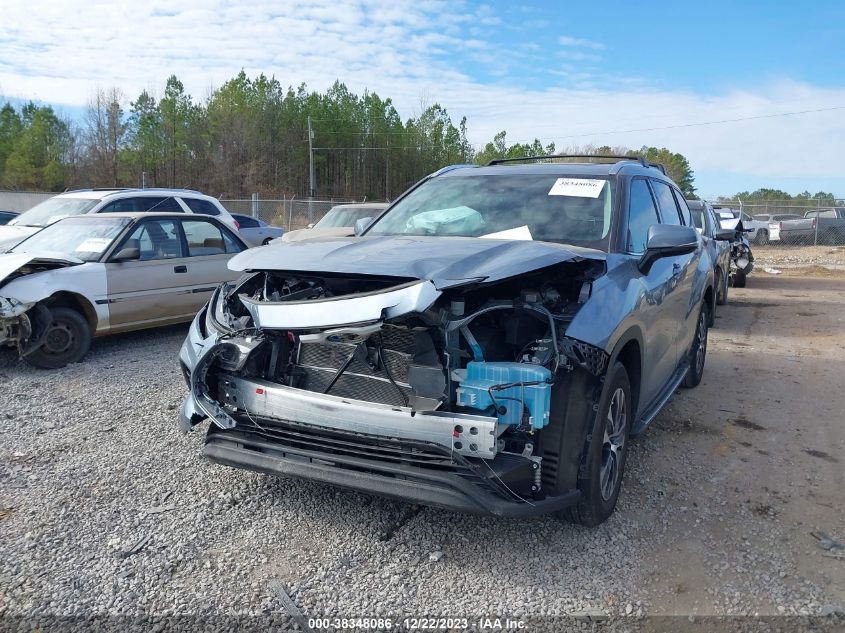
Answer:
[
  {"xmin": 0, "ymin": 225, "xmax": 40, "ymax": 252},
  {"xmin": 282, "ymin": 227, "xmax": 353, "ymax": 242},
  {"xmin": 0, "ymin": 251, "xmax": 85, "ymax": 288},
  {"xmin": 229, "ymin": 235, "xmax": 605, "ymax": 289}
]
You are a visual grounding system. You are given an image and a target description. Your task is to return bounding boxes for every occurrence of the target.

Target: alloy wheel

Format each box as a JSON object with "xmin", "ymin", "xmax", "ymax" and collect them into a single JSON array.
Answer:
[
  {"xmin": 694, "ymin": 310, "xmax": 708, "ymax": 375},
  {"xmin": 600, "ymin": 387, "xmax": 626, "ymax": 501}
]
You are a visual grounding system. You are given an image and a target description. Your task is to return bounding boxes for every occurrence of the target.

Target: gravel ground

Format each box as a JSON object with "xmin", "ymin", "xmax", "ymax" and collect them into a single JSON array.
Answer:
[
  {"xmin": 753, "ymin": 244, "xmax": 845, "ymax": 268},
  {"xmin": 0, "ymin": 277, "xmax": 843, "ymax": 632}
]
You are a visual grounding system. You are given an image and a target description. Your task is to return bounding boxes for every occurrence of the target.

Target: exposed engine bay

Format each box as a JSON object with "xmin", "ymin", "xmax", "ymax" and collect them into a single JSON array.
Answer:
[{"xmin": 185, "ymin": 259, "xmax": 608, "ymax": 504}]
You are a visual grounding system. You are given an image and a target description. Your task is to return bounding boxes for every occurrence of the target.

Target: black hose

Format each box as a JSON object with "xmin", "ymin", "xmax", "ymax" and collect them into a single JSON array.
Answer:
[
  {"xmin": 378, "ymin": 334, "xmax": 410, "ymax": 407},
  {"xmin": 322, "ymin": 343, "xmax": 359, "ymax": 395}
]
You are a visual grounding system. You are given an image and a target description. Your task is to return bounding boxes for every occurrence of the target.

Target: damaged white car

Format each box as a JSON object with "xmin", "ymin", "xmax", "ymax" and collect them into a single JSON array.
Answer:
[
  {"xmin": 0, "ymin": 212, "xmax": 246, "ymax": 368},
  {"xmin": 179, "ymin": 157, "xmax": 714, "ymax": 525}
]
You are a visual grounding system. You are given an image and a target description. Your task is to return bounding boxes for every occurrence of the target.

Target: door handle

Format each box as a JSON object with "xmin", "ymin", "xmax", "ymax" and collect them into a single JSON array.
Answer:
[{"xmin": 174, "ymin": 265, "xmax": 188, "ymax": 273}]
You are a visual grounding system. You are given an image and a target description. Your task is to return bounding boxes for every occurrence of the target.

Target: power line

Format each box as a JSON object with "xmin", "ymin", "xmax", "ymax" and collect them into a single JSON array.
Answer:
[{"xmin": 516, "ymin": 104, "xmax": 845, "ymax": 143}]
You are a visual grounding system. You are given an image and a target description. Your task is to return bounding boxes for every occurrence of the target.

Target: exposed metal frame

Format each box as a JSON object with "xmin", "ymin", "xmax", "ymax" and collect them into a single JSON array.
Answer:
[{"xmin": 216, "ymin": 375, "xmax": 499, "ymax": 457}]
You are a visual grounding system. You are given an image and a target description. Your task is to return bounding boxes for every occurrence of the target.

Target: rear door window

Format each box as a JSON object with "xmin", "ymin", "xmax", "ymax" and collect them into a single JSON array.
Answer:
[
  {"xmin": 651, "ymin": 180, "xmax": 682, "ymax": 225},
  {"xmin": 182, "ymin": 198, "xmax": 221, "ymax": 216},
  {"xmin": 99, "ymin": 196, "xmax": 183, "ymax": 213},
  {"xmin": 626, "ymin": 178, "xmax": 660, "ymax": 253},
  {"xmin": 182, "ymin": 219, "xmax": 244, "ymax": 256},
  {"xmin": 671, "ymin": 189, "xmax": 692, "ymax": 226}
]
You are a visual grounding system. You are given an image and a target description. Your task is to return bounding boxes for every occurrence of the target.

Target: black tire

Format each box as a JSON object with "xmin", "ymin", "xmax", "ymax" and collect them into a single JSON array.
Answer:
[
  {"xmin": 262, "ymin": 238, "xmax": 272, "ymax": 245},
  {"xmin": 733, "ymin": 269, "xmax": 747, "ymax": 288},
  {"xmin": 716, "ymin": 268, "xmax": 729, "ymax": 306},
  {"xmin": 562, "ymin": 362, "xmax": 631, "ymax": 527},
  {"xmin": 24, "ymin": 307, "xmax": 92, "ymax": 369},
  {"xmin": 682, "ymin": 303, "xmax": 709, "ymax": 389},
  {"xmin": 756, "ymin": 229, "xmax": 769, "ymax": 245}
]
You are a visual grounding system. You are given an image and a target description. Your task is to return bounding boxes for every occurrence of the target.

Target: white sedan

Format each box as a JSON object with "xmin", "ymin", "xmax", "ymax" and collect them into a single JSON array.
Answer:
[{"xmin": 0, "ymin": 212, "xmax": 247, "ymax": 368}]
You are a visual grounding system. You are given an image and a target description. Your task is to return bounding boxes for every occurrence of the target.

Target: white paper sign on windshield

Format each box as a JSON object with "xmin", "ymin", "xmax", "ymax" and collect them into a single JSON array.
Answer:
[
  {"xmin": 76, "ymin": 237, "xmax": 112, "ymax": 252},
  {"xmin": 548, "ymin": 178, "xmax": 605, "ymax": 198},
  {"xmin": 480, "ymin": 225, "xmax": 533, "ymax": 241}
]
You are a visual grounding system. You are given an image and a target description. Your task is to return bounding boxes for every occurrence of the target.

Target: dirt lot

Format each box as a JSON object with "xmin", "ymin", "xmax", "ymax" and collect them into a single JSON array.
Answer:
[{"xmin": 0, "ymin": 273, "xmax": 843, "ymax": 630}]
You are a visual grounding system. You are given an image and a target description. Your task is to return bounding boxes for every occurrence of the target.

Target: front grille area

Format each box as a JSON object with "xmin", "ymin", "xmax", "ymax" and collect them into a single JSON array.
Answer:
[
  {"xmin": 299, "ymin": 366, "xmax": 411, "ymax": 407},
  {"xmin": 298, "ymin": 342, "xmax": 411, "ymax": 383},
  {"xmin": 296, "ymin": 324, "xmax": 422, "ymax": 406}
]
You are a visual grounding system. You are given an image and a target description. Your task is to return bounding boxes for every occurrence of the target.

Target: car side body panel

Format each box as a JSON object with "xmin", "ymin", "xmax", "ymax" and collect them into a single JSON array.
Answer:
[{"xmin": 0, "ymin": 262, "xmax": 109, "ymax": 331}]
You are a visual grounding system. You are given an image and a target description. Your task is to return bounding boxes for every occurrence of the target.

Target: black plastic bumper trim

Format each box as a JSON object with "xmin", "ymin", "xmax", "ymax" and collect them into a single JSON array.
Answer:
[{"xmin": 203, "ymin": 433, "xmax": 580, "ymax": 517}]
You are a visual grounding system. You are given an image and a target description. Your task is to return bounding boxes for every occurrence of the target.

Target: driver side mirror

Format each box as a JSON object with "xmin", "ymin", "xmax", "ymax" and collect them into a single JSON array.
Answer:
[
  {"xmin": 714, "ymin": 228, "xmax": 736, "ymax": 242},
  {"xmin": 306, "ymin": 223, "xmax": 315, "ymax": 229},
  {"xmin": 639, "ymin": 224, "xmax": 698, "ymax": 273},
  {"xmin": 111, "ymin": 246, "xmax": 140, "ymax": 262},
  {"xmin": 353, "ymin": 216, "xmax": 374, "ymax": 236}
]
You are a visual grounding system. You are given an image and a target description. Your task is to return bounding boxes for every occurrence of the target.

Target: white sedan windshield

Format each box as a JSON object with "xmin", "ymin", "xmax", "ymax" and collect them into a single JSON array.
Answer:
[{"xmin": 11, "ymin": 217, "xmax": 130, "ymax": 261}]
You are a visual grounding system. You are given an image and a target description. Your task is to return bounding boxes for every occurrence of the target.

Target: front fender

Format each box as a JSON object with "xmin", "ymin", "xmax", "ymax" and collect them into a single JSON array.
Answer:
[{"xmin": 565, "ymin": 255, "xmax": 646, "ymax": 355}]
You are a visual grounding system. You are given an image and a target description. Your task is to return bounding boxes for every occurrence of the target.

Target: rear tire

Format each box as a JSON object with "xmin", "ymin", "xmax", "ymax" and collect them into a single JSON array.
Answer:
[
  {"xmin": 24, "ymin": 307, "xmax": 92, "ymax": 369},
  {"xmin": 733, "ymin": 270, "xmax": 747, "ymax": 288},
  {"xmin": 262, "ymin": 238, "xmax": 272, "ymax": 245},
  {"xmin": 683, "ymin": 303, "xmax": 709, "ymax": 389},
  {"xmin": 562, "ymin": 362, "xmax": 631, "ymax": 527}
]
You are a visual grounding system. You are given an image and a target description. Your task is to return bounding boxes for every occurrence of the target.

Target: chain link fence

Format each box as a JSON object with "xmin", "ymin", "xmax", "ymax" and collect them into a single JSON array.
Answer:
[
  {"xmin": 709, "ymin": 199, "xmax": 845, "ymax": 272},
  {"xmin": 712, "ymin": 200, "xmax": 845, "ymax": 246},
  {"xmin": 220, "ymin": 196, "xmax": 367, "ymax": 231}
]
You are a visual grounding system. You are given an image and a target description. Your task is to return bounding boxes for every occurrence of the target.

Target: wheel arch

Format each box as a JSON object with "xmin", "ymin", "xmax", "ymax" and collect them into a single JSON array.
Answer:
[
  {"xmin": 607, "ymin": 327, "xmax": 643, "ymax": 421},
  {"xmin": 703, "ymin": 282, "xmax": 715, "ymax": 316},
  {"xmin": 42, "ymin": 291, "xmax": 98, "ymax": 334}
]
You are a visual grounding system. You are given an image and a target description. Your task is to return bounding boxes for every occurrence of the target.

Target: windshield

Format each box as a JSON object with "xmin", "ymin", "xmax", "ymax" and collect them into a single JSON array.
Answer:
[
  {"xmin": 10, "ymin": 216, "xmax": 130, "ymax": 261},
  {"xmin": 366, "ymin": 173, "xmax": 613, "ymax": 247},
  {"xmin": 10, "ymin": 197, "xmax": 99, "ymax": 227},
  {"xmin": 314, "ymin": 205, "xmax": 385, "ymax": 228}
]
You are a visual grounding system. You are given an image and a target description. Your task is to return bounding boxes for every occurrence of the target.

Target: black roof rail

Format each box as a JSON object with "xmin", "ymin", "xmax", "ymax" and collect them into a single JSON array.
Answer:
[{"xmin": 486, "ymin": 153, "xmax": 667, "ymax": 174}]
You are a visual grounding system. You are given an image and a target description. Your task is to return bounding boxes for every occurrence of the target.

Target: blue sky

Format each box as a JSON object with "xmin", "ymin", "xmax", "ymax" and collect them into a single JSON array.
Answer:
[{"xmin": 2, "ymin": 0, "xmax": 844, "ymax": 198}]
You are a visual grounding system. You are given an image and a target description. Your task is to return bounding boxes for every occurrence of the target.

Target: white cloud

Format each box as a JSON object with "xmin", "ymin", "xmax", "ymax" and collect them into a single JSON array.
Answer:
[
  {"xmin": 0, "ymin": 0, "xmax": 843, "ymax": 194},
  {"xmin": 558, "ymin": 35, "xmax": 605, "ymax": 50}
]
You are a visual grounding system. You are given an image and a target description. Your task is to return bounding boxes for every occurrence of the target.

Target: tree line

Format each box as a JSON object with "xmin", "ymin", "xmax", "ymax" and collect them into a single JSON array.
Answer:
[
  {"xmin": 0, "ymin": 72, "xmax": 704, "ymax": 199},
  {"xmin": 718, "ymin": 188, "xmax": 840, "ymax": 207}
]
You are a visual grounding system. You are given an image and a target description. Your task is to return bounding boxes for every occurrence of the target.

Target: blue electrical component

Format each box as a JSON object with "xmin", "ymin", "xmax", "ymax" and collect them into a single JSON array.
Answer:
[{"xmin": 456, "ymin": 361, "xmax": 553, "ymax": 429}]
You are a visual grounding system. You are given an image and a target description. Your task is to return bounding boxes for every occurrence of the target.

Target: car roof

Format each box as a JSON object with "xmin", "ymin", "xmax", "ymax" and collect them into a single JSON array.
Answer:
[
  {"xmin": 330, "ymin": 202, "xmax": 390, "ymax": 209},
  {"xmin": 56, "ymin": 188, "xmax": 213, "ymax": 201},
  {"xmin": 63, "ymin": 211, "xmax": 220, "ymax": 221},
  {"xmin": 436, "ymin": 161, "xmax": 668, "ymax": 179}
]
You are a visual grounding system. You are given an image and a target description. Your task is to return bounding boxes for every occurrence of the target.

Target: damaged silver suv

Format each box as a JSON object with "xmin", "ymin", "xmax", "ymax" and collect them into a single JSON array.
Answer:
[{"xmin": 178, "ymin": 155, "xmax": 714, "ymax": 526}]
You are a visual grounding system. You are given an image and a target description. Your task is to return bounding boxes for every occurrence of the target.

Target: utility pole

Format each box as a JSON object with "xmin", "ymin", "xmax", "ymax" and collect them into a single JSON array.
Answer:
[
  {"xmin": 307, "ymin": 116, "xmax": 315, "ymax": 224},
  {"xmin": 308, "ymin": 116, "xmax": 315, "ymax": 198}
]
